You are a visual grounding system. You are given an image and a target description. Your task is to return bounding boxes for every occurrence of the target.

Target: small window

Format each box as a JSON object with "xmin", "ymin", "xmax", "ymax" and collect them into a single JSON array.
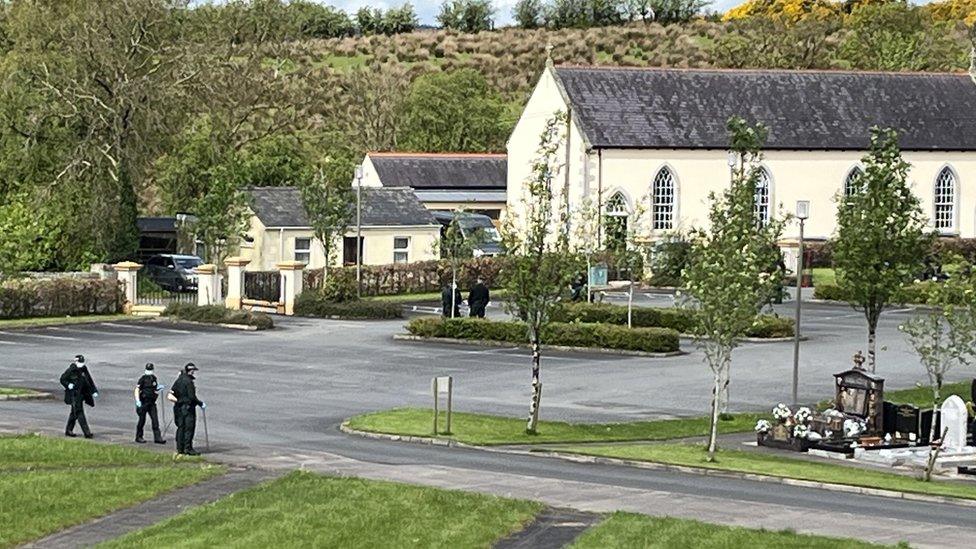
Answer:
[
  {"xmin": 294, "ymin": 237, "xmax": 311, "ymax": 264},
  {"xmin": 844, "ymin": 167, "xmax": 864, "ymax": 196},
  {"xmin": 754, "ymin": 169, "xmax": 771, "ymax": 226},
  {"xmin": 393, "ymin": 236, "xmax": 410, "ymax": 264},
  {"xmin": 604, "ymin": 192, "xmax": 629, "ymax": 252}
]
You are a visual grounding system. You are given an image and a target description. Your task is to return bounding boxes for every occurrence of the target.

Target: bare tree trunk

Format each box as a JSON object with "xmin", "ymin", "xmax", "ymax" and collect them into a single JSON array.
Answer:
[
  {"xmin": 866, "ymin": 310, "xmax": 879, "ymax": 372},
  {"xmin": 924, "ymin": 382, "xmax": 943, "ymax": 482},
  {"xmin": 322, "ymin": 240, "xmax": 330, "ymax": 289},
  {"xmin": 451, "ymin": 267, "xmax": 457, "ymax": 319},
  {"xmin": 707, "ymin": 366, "xmax": 723, "ymax": 461},
  {"xmin": 627, "ymin": 273, "xmax": 634, "ymax": 329},
  {"xmin": 526, "ymin": 327, "xmax": 543, "ymax": 434}
]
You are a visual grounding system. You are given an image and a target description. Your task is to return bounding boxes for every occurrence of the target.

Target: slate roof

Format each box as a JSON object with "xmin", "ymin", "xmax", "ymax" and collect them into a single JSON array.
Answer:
[
  {"xmin": 369, "ymin": 153, "xmax": 507, "ymax": 189},
  {"xmin": 553, "ymin": 66, "xmax": 976, "ymax": 151},
  {"xmin": 248, "ymin": 186, "xmax": 437, "ymax": 228}
]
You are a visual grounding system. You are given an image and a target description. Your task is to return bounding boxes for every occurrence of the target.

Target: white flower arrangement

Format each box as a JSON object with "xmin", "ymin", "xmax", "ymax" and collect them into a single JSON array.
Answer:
[
  {"xmin": 772, "ymin": 403, "xmax": 792, "ymax": 422},
  {"xmin": 793, "ymin": 424, "xmax": 810, "ymax": 438},
  {"xmin": 793, "ymin": 407, "xmax": 812, "ymax": 425},
  {"xmin": 843, "ymin": 418, "xmax": 866, "ymax": 438},
  {"xmin": 755, "ymin": 419, "xmax": 772, "ymax": 434}
]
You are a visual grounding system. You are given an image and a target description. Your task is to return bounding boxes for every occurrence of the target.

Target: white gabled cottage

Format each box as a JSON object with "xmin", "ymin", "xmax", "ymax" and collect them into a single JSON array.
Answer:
[{"xmin": 507, "ymin": 63, "xmax": 976, "ymax": 253}]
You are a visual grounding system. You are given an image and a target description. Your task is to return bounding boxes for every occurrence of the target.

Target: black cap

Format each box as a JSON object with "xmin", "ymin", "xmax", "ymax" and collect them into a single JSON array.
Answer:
[
  {"xmin": 184, "ymin": 362, "xmax": 198, "ymax": 373},
  {"xmin": 74, "ymin": 354, "xmax": 85, "ymax": 363},
  {"xmin": 144, "ymin": 363, "xmax": 155, "ymax": 371}
]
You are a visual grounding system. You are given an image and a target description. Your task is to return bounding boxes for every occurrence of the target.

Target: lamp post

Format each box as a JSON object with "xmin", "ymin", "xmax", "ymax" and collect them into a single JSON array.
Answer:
[
  {"xmin": 355, "ymin": 165, "xmax": 363, "ymax": 299},
  {"xmin": 792, "ymin": 200, "xmax": 810, "ymax": 406}
]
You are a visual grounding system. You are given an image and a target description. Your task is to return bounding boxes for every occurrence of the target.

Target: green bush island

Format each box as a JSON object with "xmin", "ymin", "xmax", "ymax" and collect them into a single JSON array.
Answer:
[
  {"xmin": 294, "ymin": 292, "xmax": 403, "ymax": 320},
  {"xmin": 0, "ymin": 278, "xmax": 123, "ymax": 319},
  {"xmin": 162, "ymin": 303, "xmax": 274, "ymax": 330},
  {"xmin": 550, "ymin": 302, "xmax": 794, "ymax": 338},
  {"xmin": 814, "ymin": 280, "xmax": 954, "ymax": 305},
  {"xmin": 406, "ymin": 317, "xmax": 679, "ymax": 353}
]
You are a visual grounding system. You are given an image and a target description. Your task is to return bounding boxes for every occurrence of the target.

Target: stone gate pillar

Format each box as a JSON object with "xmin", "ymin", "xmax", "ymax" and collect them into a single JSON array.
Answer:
[
  {"xmin": 224, "ymin": 257, "xmax": 250, "ymax": 310},
  {"xmin": 195, "ymin": 264, "xmax": 221, "ymax": 306},
  {"xmin": 113, "ymin": 261, "xmax": 141, "ymax": 312},
  {"xmin": 276, "ymin": 261, "xmax": 305, "ymax": 316}
]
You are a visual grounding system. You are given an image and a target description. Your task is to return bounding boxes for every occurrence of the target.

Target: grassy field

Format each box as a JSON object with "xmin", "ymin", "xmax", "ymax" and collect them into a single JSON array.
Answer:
[
  {"xmin": 345, "ymin": 408, "xmax": 762, "ymax": 446},
  {"xmin": 886, "ymin": 381, "xmax": 971, "ymax": 408},
  {"xmin": 571, "ymin": 512, "xmax": 885, "ymax": 548},
  {"xmin": 0, "ymin": 387, "xmax": 39, "ymax": 397},
  {"xmin": 101, "ymin": 471, "xmax": 542, "ymax": 548},
  {"xmin": 558, "ymin": 442, "xmax": 976, "ymax": 501},
  {"xmin": 0, "ymin": 314, "xmax": 133, "ymax": 330},
  {"xmin": 0, "ymin": 435, "xmax": 221, "ymax": 548}
]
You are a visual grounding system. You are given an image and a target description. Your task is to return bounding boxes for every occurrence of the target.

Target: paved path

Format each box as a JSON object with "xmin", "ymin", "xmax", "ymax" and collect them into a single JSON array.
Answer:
[
  {"xmin": 494, "ymin": 508, "xmax": 602, "ymax": 549},
  {"xmin": 22, "ymin": 467, "xmax": 280, "ymax": 549}
]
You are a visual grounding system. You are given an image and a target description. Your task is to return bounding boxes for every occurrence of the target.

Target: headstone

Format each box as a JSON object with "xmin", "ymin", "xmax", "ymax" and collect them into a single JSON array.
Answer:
[
  {"xmin": 895, "ymin": 404, "xmax": 920, "ymax": 439},
  {"xmin": 940, "ymin": 395, "xmax": 968, "ymax": 451}
]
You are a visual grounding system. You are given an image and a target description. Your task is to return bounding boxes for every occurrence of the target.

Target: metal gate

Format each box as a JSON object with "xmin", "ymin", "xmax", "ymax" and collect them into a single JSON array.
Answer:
[{"xmin": 244, "ymin": 271, "xmax": 282, "ymax": 304}]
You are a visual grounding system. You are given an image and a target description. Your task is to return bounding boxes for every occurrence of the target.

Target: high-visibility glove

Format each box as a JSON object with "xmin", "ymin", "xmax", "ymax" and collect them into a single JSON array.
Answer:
[
  {"xmin": 67, "ymin": 383, "xmax": 74, "ymax": 390},
  {"xmin": 92, "ymin": 392, "xmax": 99, "ymax": 398},
  {"xmin": 136, "ymin": 400, "xmax": 142, "ymax": 408}
]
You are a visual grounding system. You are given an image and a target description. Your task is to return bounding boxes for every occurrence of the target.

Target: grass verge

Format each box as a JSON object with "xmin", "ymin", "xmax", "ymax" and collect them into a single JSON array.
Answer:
[
  {"xmin": 0, "ymin": 434, "xmax": 221, "ymax": 547},
  {"xmin": 345, "ymin": 408, "xmax": 761, "ymax": 446},
  {"xmin": 817, "ymin": 381, "xmax": 972, "ymax": 412},
  {"xmin": 0, "ymin": 314, "xmax": 132, "ymax": 330},
  {"xmin": 558, "ymin": 442, "xmax": 976, "ymax": 501},
  {"xmin": 0, "ymin": 387, "xmax": 39, "ymax": 397},
  {"xmin": 571, "ymin": 512, "xmax": 884, "ymax": 548},
  {"xmin": 100, "ymin": 470, "xmax": 542, "ymax": 548}
]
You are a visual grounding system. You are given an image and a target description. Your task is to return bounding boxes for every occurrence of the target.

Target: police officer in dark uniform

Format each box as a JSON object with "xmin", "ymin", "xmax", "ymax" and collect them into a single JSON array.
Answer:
[
  {"xmin": 467, "ymin": 278, "xmax": 490, "ymax": 318},
  {"xmin": 441, "ymin": 283, "xmax": 462, "ymax": 318},
  {"xmin": 60, "ymin": 354, "xmax": 98, "ymax": 438},
  {"xmin": 168, "ymin": 363, "xmax": 205, "ymax": 456},
  {"xmin": 134, "ymin": 363, "xmax": 166, "ymax": 444}
]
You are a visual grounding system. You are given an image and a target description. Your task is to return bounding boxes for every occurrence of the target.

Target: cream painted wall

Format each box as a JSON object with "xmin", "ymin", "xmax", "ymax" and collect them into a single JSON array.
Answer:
[{"xmin": 243, "ymin": 223, "xmax": 440, "ymax": 271}]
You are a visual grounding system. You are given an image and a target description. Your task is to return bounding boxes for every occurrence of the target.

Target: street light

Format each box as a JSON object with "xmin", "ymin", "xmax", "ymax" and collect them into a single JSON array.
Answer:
[
  {"xmin": 792, "ymin": 200, "xmax": 810, "ymax": 406},
  {"xmin": 355, "ymin": 165, "xmax": 363, "ymax": 299}
]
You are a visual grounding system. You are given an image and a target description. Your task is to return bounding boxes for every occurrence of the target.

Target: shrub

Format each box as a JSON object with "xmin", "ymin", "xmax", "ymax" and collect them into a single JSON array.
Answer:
[
  {"xmin": 406, "ymin": 317, "xmax": 680, "ymax": 353},
  {"xmin": 550, "ymin": 302, "xmax": 792, "ymax": 337},
  {"xmin": 303, "ymin": 256, "xmax": 508, "ymax": 297},
  {"xmin": 162, "ymin": 303, "xmax": 274, "ymax": 329},
  {"xmin": 294, "ymin": 292, "xmax": 402, "ymax": 319},
  {"xmin": 0, "ymin": 278, "xmax": 123, "ymax": 319},
  {"xmin": 813, "ymin": 280, "xmax": 961, "ymax": 305}
]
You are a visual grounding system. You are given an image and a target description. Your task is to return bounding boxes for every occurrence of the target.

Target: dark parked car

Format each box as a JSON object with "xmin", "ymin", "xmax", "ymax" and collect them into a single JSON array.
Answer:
[
  {"xmin": 145, "ymin": 254, "xmax": 203, "ymax": 292},
  {"xmin": 431, "ymin": 211, "xmax": 505, "ymax": 257}
]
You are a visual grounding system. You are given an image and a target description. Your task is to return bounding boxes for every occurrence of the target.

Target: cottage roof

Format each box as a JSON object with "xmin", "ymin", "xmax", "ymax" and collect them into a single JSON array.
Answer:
[
  {"xmin": 553, "ymin": 66, "xmax": 976, "ymax": 151},
  {"xmin": 248, "ymin": 186, "xmax": 437, "ymax": 228},
  {"xmin": 368, "ymin": 153, "xmax": 507, "ymax": 190}
]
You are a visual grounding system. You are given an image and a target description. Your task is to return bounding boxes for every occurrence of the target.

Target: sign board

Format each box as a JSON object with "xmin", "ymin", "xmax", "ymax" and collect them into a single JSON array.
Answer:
[
  {"xmin": 588, "ymin": 264, "xmax": 608, "ymax": 287},
  {"xmin": 435, "ymin": 376, "xmax": 451, "ymax": 394},
  {"xmin": 432, "ymin": 376, "xmax": 453, "ymax": 435}
]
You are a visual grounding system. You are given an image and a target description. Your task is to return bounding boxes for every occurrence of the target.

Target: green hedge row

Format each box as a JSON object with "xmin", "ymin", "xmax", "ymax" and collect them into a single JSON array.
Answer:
[
  {"xmin": 294, "ymin": 292, "xmax": 402, "ymax": 320},
  {"xmin": 814, "ymin": 281, "xmax": 951, "ymax": 305},
  {"xmin": 162, "ymin": 303, "xmax": 274, "ymax": 330},
  {"xmin": 406, "ymin": 317, "xmax": 680, "ymax": 353},
  {"xmin": 0, "ymin": 278, "xmax": 123, "ymax": 319},
  {"xmin": 550, "ymin": 302, "xmax": 794, "ymax": 338}
]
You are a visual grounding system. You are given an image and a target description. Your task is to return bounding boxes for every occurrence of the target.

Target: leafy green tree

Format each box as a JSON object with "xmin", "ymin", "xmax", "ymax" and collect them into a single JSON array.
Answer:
[
  {"xmin": 384, "ymin": 3, "xmax": 420, "ymax": 34},
  {"xmin": 683, "ymin": 117, "xmax": 786, "ymax": 461},
  {"xmin": 356, "ymin": 7, "xmax": 383, "ymax": 34},
  {"xmin": 192, "ymin": 165, "xmax": 252, "ymax": 267},
  {"xmin": 834, "ymin": 127, "xmax": 932, "ymax": 372},
  {"xmin": 238, "ymin": 136, "xmax": 312, "ymax": 188},
  {"xmin": 400, "ymin": 69, "xmax": 507, "ymax": 153},
  {"xmin": 900, "ymin": 259, "xmax": 976, "ymax": 481},
  {"xmin": 502, "ymin": 112, "xmax": 581, "ymax": 434},
  {"xmin": 514, "ymin": 0, "xmax": 545, "ymax": 28},
  {"xmin": 299, "ymin": 150, "xmax": 356, "ymax": 286},
  {"xmin": 290, "ymin": 1, "xmax": 354, "ymax": 38},
  {"xmin": 329, "ymin": 63, "xmax": 411, "ymax": 153},
  {"xmin": 648, "ymin": 0, "xmax": 710, "ymax": 23},
  {"xmin": 437, "ymin": 210, "xmax": 484, "ymax": 318},
  {"xmin": 839, "ymin": 1, "xmax": 961, "ymax": 72},
  {"xmin": 438, "ymin": 0, "xmax": 495, "ymax": 32}
]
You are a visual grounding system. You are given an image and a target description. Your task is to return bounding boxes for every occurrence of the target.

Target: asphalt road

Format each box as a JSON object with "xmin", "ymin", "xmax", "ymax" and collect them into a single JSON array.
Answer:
[{"xmin": 1, "ymin": 305, "xmax": 975, "ymax": 543}]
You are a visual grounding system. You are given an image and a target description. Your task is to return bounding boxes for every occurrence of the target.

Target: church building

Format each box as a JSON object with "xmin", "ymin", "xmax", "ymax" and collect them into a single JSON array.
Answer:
[{"xmin": 507, "ymin": 63, "xmax": 976, "ymax": 255}]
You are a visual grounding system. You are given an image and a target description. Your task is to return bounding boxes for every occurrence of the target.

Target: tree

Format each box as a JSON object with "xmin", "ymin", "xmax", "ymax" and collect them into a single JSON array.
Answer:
[
  {"xmin": 502, "ymin": 112, "xmax": 580, "ymax": 434},
  {"xmin": 328, "ymin": 63, "xmax": 411, "ymax": 153},
  {"xmin": 437, "ymin": 210, "xmax": 484, "ymax": 318},
  {"xmin": 400, "ymin": 69, "xmax": 507, "ymax": 153},
  {"xmin": 438, "ymin": 0, "xmax": 495, "ymax": 32},
  {"xmin": 299, "ymin": 151, "xmax": 356, "ymax": 287},
  {"xmin": 514, "ymin": 0, "xmax": 545, "ymax": 28},
  {"xmin": 833, "ymin": 128, "xmax": 932, "ymax": 372},
  {"xmin": 356, "ymin": 7, "xmax": 383, "ymax": 34},
  {"xmin": 192, "ymin": 165, "xmax": 252, "ymax": 267},
  {"xmin": 362, "ymin": 3, "xmax": 420, "ymax": 35},
  {"xmin": 649, "ymin": 0, "xmax": 711, "ymax": 23},
  {"xmin": 290, "ymin": 1, "xmax": 354, "ymax": 38},
  {"xmin": 900, "ymin": 260, "xmax": 976, "ymax": 481},
  {"xmin": 682, "ymin": 117, "xmax": 786, "ymax": 461},
  {"xmin": 839, "ymin": 1, "xmax": 961, "ymax": 72}
]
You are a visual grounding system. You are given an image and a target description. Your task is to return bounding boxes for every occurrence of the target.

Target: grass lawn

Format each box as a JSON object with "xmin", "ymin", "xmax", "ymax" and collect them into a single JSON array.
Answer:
[
  {"xmin": 101, "ymin": 471, "xmax": 542, "ymax": 549},
  {"xmin": 0, "ymin": 435, "xmax": 221, "ymax": 548},
  {"xmin": 558, "ymin": 442, "xmax": 976, "ymax": 501},
  {"xmin": 811, "ymin": 267, "xmax": 836, "ymax": 287},
  {"xmin": 0, "ymin": 387, "xmax": 39, "ymax": 397},
  {"xmin": 886, "ymin": 381, "xmax": 970, "ymax": 408},
  {"xmin": 0, "ymin": 314, "xmax": 133, "ymax": 330},
  {"xmin": 571, "ymin": 512, "xmax": 884, "ymax": 548},
  {"xmin": 345, "ymin": 408, "xmax": 762, "ymax": 446}
]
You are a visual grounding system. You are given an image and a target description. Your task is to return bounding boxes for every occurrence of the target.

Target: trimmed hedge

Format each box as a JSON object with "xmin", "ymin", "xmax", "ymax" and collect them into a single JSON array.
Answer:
[
  {"xmin": 814, "ymin": 281, "xmax": 952, "ymax": 305},
  {"xmin": 304, "ymin": 256, "xmax": 508, "ymax": 297},
  {"xmin": 550, "ymin": 302, "xmax": 794, "ymax": 338},
  {"xmin": 406, "ymin": 317, "xmax": 680, "ymax": 353},
  {"xmin": 162, "ymin": 303, "xmax": 274, "ymax": 330},
  {"xmin": 0, "ymin": 278, "xmax": 123, "ymax": 319},
  {"xmin": 294, "ymin": 292, "xmax": 403, "ymax": 320}
]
